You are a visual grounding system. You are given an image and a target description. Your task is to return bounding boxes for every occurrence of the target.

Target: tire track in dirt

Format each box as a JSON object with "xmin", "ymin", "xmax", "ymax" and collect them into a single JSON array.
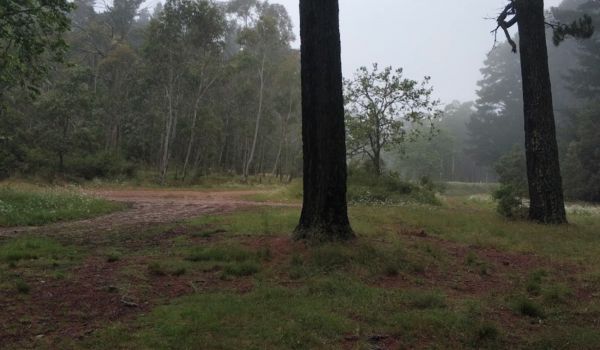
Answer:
[{"xmin": 0, "ymin": 189, "xmax": 298, "ymax": 237}]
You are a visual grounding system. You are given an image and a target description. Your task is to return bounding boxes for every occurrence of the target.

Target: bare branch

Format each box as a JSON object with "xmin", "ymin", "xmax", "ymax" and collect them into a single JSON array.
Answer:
[{"xmin": 493, "ymin": 1, "xmax": 518, "ymax": 53}]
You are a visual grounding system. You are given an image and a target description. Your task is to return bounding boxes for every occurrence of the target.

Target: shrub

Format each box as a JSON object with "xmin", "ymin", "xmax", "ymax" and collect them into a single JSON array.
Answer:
[
  {"xmin": 512, "ymin": 297, "xmax": 544, "ymax": 318},
  {"xmin": 67, "ymin": 152, "xmax": 136, "ymax": 180},
  {"xmin": 493, "ymin": 185, "xmax": 527, "ymax": 219},
  {"xmin": 346, "ymin": 167, "xmax": 439, "ymax": 205}
]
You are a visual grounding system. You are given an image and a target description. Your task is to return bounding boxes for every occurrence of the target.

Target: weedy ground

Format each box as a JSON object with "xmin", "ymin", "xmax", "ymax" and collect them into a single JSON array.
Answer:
[{"xmin": 1, "ymin": 182, "xmax": 599, "ymax": 349}]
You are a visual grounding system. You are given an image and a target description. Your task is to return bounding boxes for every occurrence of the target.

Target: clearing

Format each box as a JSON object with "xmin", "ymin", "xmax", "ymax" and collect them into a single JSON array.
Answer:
[{"xmin": 1, "ymin": 185, "xmax": 599, "ymax": 349}]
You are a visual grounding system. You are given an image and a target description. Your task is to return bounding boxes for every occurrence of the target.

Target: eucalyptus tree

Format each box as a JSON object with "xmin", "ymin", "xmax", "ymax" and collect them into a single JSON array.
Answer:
[
  {"xmin": 179, "ymin": 1, "xmax": 227, "ymax": 181},
  {"xmin": 145, "ymin": 0, "xmax": 226, "ymax": 184},
  {"xmin": 235, "ymin": 1, "xmax": 295, "ymax": 180},
  {"xmin": 294, "ymin": 0, "xmax": 353, "ymax": 241}
]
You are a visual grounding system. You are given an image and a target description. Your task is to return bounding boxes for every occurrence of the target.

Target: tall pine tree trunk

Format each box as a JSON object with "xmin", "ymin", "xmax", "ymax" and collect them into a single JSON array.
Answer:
[
  {"xmin": 515, "ymin": 0, "xmax": 567, "ymax": 224},
  {"xmin": 294, "ymin": 0, "xmax": 353, "ymax": 241}
]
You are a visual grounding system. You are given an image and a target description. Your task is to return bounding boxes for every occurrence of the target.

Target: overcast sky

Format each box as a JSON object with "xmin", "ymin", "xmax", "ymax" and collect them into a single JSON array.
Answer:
[
  {"xmin": 136, "ymin": 0, "xmax": 564, "ymax": 103},
  {"xmin": 272, "ymin": 0, "xmax": 564, "ymax": 104}
]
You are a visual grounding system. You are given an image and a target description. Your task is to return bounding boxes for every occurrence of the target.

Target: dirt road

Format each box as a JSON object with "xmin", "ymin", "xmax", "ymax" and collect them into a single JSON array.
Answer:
[{"xmin": 0, "ymin": 188, "xmax": 296, "ymax": 236}]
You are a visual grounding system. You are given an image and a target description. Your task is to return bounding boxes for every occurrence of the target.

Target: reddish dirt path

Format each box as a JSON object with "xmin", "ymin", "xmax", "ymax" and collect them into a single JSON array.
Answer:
[{"xmin": 0, "ymin": 188, "xmax": 297, "ymax": 237}]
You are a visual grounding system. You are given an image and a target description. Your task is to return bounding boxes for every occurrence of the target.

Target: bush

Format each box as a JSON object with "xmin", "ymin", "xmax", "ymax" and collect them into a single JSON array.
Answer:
[
  {"xmin": 494, "ymin": 147, "xmax": 528, "ymax": 196},
  {"xmin": 67, "ymin": 152, "xmax": 136, "ymax": 180},
  {"xmin": 347, "ymin": 167, "xmax": 439, "ymax": 205},
  {"xmin": 493, "ymin": 185, "xmax": 527, "ymax": 219}
]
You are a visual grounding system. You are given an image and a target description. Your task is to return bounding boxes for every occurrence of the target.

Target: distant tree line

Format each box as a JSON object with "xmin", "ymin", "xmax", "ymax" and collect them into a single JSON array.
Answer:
[
  {"xmin": 1, "ymin": 0, "xmax": 598, "ymax": 218},
  {"xmin": 0, "ymin": 0, "xmax": 302, "ymax": 184}
]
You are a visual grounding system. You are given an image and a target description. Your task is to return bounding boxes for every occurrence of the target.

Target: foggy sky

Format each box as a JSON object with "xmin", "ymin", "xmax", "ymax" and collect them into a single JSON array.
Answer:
[
  {"xmin": 273, "ymin": 0, "xmax": 563, "ymax": 104},
  {"xmin": 137, "ymin": 0, "xmax": 563, "ymax": 103}
]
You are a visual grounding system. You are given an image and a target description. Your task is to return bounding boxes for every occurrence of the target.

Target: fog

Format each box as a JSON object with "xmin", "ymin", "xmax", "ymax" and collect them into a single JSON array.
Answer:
[
  {"xmin": 272, "ymin": 0, "xmax": 563, "ymax": 103},
  {"xmin": 130, "ymin": 0, "xmax": 562, "ymax": 102}
]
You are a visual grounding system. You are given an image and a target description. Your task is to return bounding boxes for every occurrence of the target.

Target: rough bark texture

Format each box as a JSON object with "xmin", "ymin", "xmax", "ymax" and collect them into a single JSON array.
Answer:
[
  {"xmin": 294, "ymin": 0, "xmax": 354, "ymax": 241},
  {"xmin": 516, "ymin": 0, "xmax": 567, "ymax": 224}
]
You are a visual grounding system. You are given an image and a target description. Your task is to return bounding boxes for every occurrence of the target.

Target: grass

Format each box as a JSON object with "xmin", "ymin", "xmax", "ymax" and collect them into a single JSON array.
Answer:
[
  {"xmin": 189, "ymin": 208, "xmax": 300, "ymax": 235},
  {"xmin": 244, "ymin": 175, "xmax": 441, "ymax": 206},
  {"xmin": 0, "ymin": 236, "xmax": 76, "ymax": 263},
  {"xmin": 443, "ymin": 182, "xmax": 500, "ymax": 197},
  {"xmin": 85, "ymin": 278, "xmax": 496, "ymax": 350},
  {"xmin": 0, "ymin": 184, "xmax": 124, "ymax": 227},
  {"xmin": 2, "ymin": 182, "xmax": 600, "ymax": 349},
  {"xmin": 0, "ymin": 236, "xmax": 79, "ymax": 294},
  {"xmin": 84, "ymin": 171, "xmax": 287, "ymax": 190}
]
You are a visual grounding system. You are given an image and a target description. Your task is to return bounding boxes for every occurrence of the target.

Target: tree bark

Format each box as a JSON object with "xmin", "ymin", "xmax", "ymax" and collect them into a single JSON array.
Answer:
[
  {"xmin": 515, "ymin": 0, "xmax": 567, "ymax": 224},
  {"xmin": 294, "ymin": 0, "xmax": 354, "ymax": 241}
]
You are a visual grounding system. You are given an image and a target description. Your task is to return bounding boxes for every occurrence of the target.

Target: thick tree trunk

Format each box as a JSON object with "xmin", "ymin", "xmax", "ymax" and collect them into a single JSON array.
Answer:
[
  {"xmin": 294, "ymin": 0, "xmax": 353, "ymax": 241},
  {"xmin": 515, "ymin": 0, "xmax": 567, "ymax": 224}
]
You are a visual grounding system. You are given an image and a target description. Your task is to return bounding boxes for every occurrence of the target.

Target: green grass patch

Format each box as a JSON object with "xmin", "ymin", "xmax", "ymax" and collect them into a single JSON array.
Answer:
[
  {"xmin": 189, "ymin": 208, "xmax": 299, "ymax": 235},
  {"xmin": 0, "ymin": 236, "xmax": 78, "ymax": 293},
  {"xmin": 0, "ymin": 185, "xmax": 124, "ymax": 227},
  {"xmin": 87, "ymin": 278, "xmax": 498, "ymax": 349},
  {"xmin": 186, "ymin": 244, "xmax": 257, "ymax": 263},
  {"xmin": 242, "ymin": 179, "xmax": 303, "ymax": 203},
  {"xmin": 0, "ymin": 236, "xmax": 76, "ymax": 263},
  {"xmin": 443, "ymin": 182, "xmax": 499, "ymax": 197}
]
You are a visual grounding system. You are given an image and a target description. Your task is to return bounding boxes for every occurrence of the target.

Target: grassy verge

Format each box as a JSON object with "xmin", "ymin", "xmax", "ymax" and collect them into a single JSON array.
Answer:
[{"xmin": 0, "ymin": 184, "xmax": 124, "ymax": 227}]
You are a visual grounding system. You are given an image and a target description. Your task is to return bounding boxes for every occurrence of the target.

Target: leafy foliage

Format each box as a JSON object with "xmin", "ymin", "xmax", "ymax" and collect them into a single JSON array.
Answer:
[
  {"xmin": 493, "ymin": 184, "xmax": 527, "ymax": 219},
  {"xmin": 563, "ymin": 104, "xmax": 600, "ymax": 202},
  {"xmin": 345, "ymin": 64, "xmax": 442, "ymax": 175},
  {"xmin": 0, "ymin": 0, "xmax": 74, "ymax": 95}
]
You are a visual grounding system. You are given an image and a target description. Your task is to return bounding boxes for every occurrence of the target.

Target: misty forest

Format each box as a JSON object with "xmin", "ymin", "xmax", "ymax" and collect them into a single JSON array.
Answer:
[{"xmin": 1, "ymin": 0, "xmax": 600, "ymax": 348}]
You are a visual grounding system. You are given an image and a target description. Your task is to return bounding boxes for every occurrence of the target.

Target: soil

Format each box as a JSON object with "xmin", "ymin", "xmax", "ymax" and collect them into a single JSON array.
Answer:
[{"xmin": 0, "ymin": 188, "xmax": 297, "ymax": 237}]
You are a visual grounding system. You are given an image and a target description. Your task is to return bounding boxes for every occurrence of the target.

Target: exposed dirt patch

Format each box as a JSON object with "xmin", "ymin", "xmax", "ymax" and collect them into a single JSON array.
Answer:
[
  {"xmin": 0, "ymin": 189, "xmax": 294, "ymax": 348},
  {"xmin": 0, "ymin": 242, "xmax": 256, "ymax": 348},
  {"xmin": 0, "ymin": 188, "xmax": 297, "ymax": 237}
]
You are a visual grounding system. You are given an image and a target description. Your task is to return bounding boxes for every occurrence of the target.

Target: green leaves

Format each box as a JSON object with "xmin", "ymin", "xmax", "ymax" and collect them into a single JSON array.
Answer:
[
  {"xmin": 0, "ymin": 0, "xmax": 75, "ymax": 96},
  {"xmin": 344, "ymin": 63, "xmax": 442, "ymax": 172},
  {"xmin": 551, "ymin": 14, "xmax": 595, "ymax": 46}
]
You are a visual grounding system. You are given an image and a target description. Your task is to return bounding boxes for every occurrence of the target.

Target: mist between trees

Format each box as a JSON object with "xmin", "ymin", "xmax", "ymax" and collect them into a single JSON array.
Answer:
[{"xmin": 0, "ymin": 0, "xmax": 598, "ymax": 205}]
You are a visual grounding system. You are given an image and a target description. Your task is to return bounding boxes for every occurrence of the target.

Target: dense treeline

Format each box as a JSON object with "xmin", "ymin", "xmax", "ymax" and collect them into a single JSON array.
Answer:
[
  {"xmin": 0, "ymin": 0, "xmax": 302, "ymax": 183},
  {"xmin": 1, "ymin": 0, "xmax": 598, "ymax": 204}
]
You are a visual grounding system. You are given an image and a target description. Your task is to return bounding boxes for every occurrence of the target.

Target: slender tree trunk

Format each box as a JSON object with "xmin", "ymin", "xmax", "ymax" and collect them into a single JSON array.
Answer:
[
  {"xmin": 182, "ymin": 75, "xmax": 219, "ymax": 180},
  {"xmin": 294, "ymin": 0, "xmax": 353, "ymax": 241},
  {"xmin": 159, "ymin": 83, "xmax": 174, "ymax": 185},
  {"xmin": 272, "ymin": 105, "xmax": 291, "ymax": 176},
  {"xmin": 244, "ymin": 54, "xmax": 266, "ymax": 180},
  {"xmin": 515, "ymin": 0, "xmax": 567, "ymax": 224}
]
